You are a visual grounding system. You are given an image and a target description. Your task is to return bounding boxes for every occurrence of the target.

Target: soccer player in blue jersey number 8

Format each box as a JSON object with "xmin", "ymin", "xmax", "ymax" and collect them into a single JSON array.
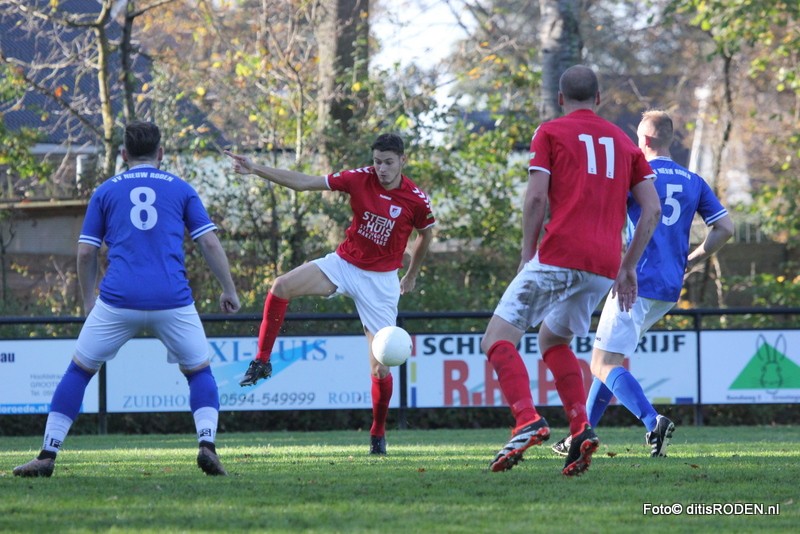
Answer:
[
  {"xmin": 13, "ymin": 121, "xmax": 241, "ymax": 477},
  {"xmin": 550, "ymin": 110, "xmax": 734, "ymax": 459}
]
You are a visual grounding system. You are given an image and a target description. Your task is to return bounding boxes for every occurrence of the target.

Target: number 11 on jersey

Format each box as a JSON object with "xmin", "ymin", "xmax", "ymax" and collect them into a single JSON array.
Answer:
[{"xmin": 579, "ymin": 134, "xmax": 615, "ymax": 179}]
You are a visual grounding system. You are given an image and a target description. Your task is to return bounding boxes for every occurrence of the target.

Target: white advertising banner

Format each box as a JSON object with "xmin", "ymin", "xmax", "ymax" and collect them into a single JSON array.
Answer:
[
  {"xmin": 407, "ymin": 331, "xmax": 698, "ymax": 408},
  {"xmin": 700, "ymin": 330, "xmax": 800, "ymax": 404},
  {"xmin": 0, "ymin": 340, "xmax": 100, "ymax": 414},
  {"xmin": 105, "ymin": 335, "xmax": 400, "ymax": 412},
  {"xmin": 3, "ymin": 329, "xmax": 798, "ymax": 414}
]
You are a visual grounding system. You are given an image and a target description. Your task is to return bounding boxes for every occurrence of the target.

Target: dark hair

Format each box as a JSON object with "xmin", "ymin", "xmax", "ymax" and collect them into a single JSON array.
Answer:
[
  {"xmin": 371, "ymin": 133, "xmax": 404, "ymax": 155},
  {"xmin": 124, "ymin": 121, "xmax": 161, "ymax": 159},
  {"xmin": 559, "ymin": 65, "xmax": 599, "ymax": 103}
]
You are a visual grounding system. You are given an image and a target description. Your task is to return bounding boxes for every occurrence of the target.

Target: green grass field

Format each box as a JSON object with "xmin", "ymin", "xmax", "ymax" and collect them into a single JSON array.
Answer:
[{"xmin": 1, "ymin": 426, "xmax": 797, "ymax": 533}]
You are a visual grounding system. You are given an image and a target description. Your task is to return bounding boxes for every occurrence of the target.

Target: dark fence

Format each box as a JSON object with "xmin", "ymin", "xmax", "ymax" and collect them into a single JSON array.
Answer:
[{"xmin": 2, "ymin": 307, "xmax": 799, "ymax": 434}]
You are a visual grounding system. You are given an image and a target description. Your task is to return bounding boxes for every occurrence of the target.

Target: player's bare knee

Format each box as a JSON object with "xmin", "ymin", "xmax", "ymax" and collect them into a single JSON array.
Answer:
[
  {"xmin": 72, "ymin": 356, "xmax": 100, "ymax": 375},
  {"xmin": 590, "ymin": 358, "xmax": 604, "ymax": 379},
  {"xmin": 591, "ymin": 350, "xmax": 624, "ymax": 381},
  {"xmin": 270, "ymin": 275, "xmax": 292, "ymax": 299},
  {"xmin": 181, "ymin": 361, "xmax": 210, "ymax": 375},
  {"xmin": 371, "ymin": 362, "xmax": 389, "ymax": 378}
]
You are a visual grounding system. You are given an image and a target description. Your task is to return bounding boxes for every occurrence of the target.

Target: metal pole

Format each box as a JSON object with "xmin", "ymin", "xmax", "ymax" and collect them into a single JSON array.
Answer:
[
  {"xmin": 694, "ymin": 311, "xmax": 704, "ymax": 426},
  {"xmin": 98, "ymin": 364, "xmax": 108, "ymax": 434},
  {"xmin": 396, "ymin": 317, "xmax": 408, "ymax": 430}
]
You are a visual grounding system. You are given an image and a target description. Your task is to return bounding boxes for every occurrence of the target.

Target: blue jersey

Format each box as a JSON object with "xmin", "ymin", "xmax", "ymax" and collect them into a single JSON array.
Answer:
[
  {"xmin": 78, "ymin": 165, "xmax": 217, "ymax": 310},
  {"xmin": 627, "ymin": 157, "xmax": 727, "ymax": 302}
]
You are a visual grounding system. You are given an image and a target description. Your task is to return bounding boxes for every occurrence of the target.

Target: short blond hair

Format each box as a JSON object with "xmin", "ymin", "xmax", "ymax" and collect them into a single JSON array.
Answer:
[{"xmin": 640, "ymin": 110, "xmax": 673, "ymax": 149}]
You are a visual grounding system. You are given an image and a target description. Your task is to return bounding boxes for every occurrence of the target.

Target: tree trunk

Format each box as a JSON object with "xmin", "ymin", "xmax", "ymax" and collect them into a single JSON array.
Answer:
[
  {"xmin": 93, "ymin": 2, "xmax": 118, "ymax": 181},
  {"xmin": 120, "ymin": 3, "xmax": 137, "ymax": 123},
  {"xmin": 316, "ymin": 0, "xmax": 370, "ymax": 161},
  {"xmin": 538, "ymin": 0, "xmax": 583, "ymax": 121}
]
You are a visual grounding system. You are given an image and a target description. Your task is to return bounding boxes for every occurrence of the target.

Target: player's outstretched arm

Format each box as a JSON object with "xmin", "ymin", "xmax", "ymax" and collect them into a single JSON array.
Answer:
[
  {"xmin": 224, "ymin": 150, "xmax": 328, "ymax": 192},
  {"xmin": 686, "ymin": 214, "xmax": 734, "ymax": 274},
  {"xmin": 196, "ymin": 232, "xmax": 241, "ymax": 314},
  {"xmin": 400, "ymin": 226, "xmax": 434, "ymax": 294}
]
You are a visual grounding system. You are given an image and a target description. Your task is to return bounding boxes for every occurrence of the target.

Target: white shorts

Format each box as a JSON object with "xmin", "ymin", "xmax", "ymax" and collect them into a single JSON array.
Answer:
[
  {"xmin": 74, "ymin": 298, "xmax": 210, "ymax": 372},
  {"xmin": 593, "ymin": 293, "xmax": 676, "ymax": 355},
  {"xmin": 494, "ymin": 256, "xmax": 613, "ymax": 338},
  {"xmin": 312, "ymin": 252, "xmax": 400, "ymax": 335}
]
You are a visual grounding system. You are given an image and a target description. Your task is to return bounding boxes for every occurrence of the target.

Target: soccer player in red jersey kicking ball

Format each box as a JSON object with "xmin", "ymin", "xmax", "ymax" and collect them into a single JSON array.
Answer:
[
  {"xmin": 481, "ymin": 65, "xmax": 662, "ymax": 476},
  {"xmin": 225, "ymin": 134, "xmax": 435, "ymax": 455}
]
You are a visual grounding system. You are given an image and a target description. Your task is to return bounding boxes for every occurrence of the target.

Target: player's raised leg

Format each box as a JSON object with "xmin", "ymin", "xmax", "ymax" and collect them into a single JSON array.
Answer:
[{"xmin": 241, "ymin": 263, "xmax": 337, "ymax": 387}]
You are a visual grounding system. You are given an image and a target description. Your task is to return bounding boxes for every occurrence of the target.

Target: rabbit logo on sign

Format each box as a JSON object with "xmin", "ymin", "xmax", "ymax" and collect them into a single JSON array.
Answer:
[
  {"xmin": 758, "ymin": 334, "xmax": 785, "ymax": 393},
  {"xmin": 729, "ymin": 333, "xmax": 800, "ymax": 394}
]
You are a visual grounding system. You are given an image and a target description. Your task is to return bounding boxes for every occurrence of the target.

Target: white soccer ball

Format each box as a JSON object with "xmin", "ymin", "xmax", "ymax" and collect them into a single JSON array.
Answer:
[{"xmin": 372, "ymin": 326, "xmax": 412, "ymax": 367}]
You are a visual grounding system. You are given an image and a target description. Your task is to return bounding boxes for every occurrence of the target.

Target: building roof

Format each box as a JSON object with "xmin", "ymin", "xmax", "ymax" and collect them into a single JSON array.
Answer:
[{"xmin": 0, "ymin": 0, "xmax": 227, "ymax": 149}]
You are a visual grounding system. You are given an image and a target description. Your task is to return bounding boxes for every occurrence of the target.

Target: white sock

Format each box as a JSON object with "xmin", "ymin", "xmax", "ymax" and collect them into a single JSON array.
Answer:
[
  {"xmin": 193, "ymin": 406, "xmax": 218, "ymax": 444},
  {"xmin": 42, "ymin": 411, "xmax": 74, "ymax": 454}
]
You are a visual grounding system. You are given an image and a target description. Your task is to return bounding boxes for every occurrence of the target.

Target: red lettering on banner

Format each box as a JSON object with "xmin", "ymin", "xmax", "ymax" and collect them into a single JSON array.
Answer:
[
  {"xmin": 484, "ymin": 361, "xmax": 505, "ymax": 406},
  {"xmin": 536, "ymin": 358, "xmax": 630, "ymax": 405},
  {"xmin": 444, "ymin": 356, "xmax": 630, "ymax": 407},
  {"xmin": 444, "ymin": 360, "xmax": 469, "ymax": 406},
  {"xmin": 537, "ymin": 360, "xmax": 555, "ymax": 405}
]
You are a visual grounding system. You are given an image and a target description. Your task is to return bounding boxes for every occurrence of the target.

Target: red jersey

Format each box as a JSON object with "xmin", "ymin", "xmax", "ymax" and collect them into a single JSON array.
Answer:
[
  {"xmin": 528, "ymin": 109, "xmax": 655, "ymax": 279},
  {"xmin": 326, "ymin": 167, "xmax": 436, "ymax": 272}
]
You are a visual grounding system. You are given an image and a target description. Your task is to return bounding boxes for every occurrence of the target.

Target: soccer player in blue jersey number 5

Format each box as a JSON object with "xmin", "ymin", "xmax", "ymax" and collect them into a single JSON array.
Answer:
[
  {"xmin": 13, "ymin": 121, "xmax": 241, "ymax": 477},
  {"xmin": 550, "ymin": 110, "xmax": 734, "ymax": 459}
]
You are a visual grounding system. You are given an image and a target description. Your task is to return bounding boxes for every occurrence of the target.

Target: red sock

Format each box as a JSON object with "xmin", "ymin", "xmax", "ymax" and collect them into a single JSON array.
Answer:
[
  {"xmin": 257, "ymin": 291, "xmax": 289, "ymax": 362},
  {"xmin": 370, "ymin": 374, "xmax": 393, "ymax": 437},
  {"xmin": 486, "ymin": 340, "xmax": 539, "ymax": 428},
  {"xmin": 543, "ymin": 344, "xmax": 588, "ymax": 436}
]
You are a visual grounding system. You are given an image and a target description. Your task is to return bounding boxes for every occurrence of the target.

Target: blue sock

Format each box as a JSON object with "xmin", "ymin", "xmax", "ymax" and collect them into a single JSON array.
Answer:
[
  {"xmin": 186, "ymin": 366, "xmax": 220, "ymax": 412},
  {"xmin": 606, "ymin": 367, "xmax": 658, "ymax": 431},
  {"xmin": 586, "ymin": 377, "xmax": 613, "ymax": 428},
  {"xmin": 49, "ymin": 361, "xmax": 94, "ymax": 420}
]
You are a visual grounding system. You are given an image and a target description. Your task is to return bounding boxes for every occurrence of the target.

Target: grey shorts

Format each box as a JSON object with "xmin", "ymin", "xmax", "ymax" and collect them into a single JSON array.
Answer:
[{"xmin": 494, "ymin": 256, "xmax": 613, "ymax": 338}]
